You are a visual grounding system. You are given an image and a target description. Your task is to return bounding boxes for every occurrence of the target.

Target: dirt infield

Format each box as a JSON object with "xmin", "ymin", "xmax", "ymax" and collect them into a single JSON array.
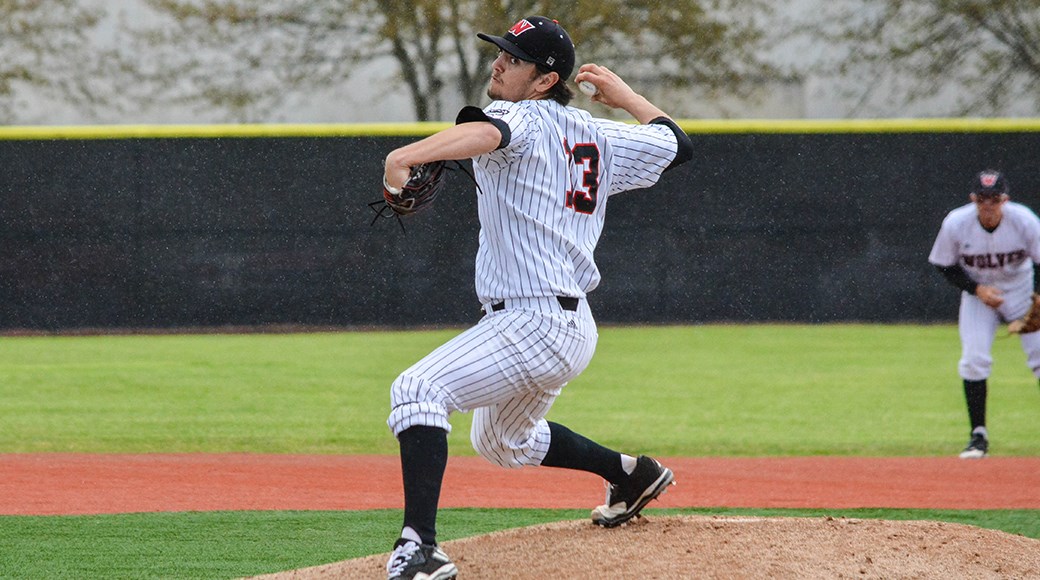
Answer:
[
  {"xmin": 3, "ymin": 454, "xmax": 1039, "ymax": 515},
  {"xmin": 6, "ymin": 454, "xmax": 1040, "ymax": 579},
  {"xmin": 249, "ymin": 517, "xmax": 1040, "ymax": 580}
]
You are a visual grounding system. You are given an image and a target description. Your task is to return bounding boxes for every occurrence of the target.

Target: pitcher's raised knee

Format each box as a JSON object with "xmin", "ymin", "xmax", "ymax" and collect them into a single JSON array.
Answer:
[
  {"xmin": 471, "ymin": 438, "xmax": 532, "ymax": 468},
  {"xmin": 470, "ymin": 424, "xmax": 548, "ymax": 469}
]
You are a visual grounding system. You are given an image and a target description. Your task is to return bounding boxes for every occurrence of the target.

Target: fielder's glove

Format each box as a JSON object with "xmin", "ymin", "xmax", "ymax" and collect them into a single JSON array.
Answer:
[
  {"xmin": 1008, "ymin": 293, "xmax": 1040, "ymax": 334},
  {"xmin": 379, "ymin": 160, "xmax": 447, "ymax": 217}
]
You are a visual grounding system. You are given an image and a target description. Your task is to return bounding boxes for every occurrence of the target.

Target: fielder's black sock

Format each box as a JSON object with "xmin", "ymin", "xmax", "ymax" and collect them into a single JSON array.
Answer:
[
  {"xmin": 398, "ymin": 425, "xmax": 448, "ymax": 545},
  {"xmin": 540, "ymin": 421, "xmax": 628, "ymax": 484},
  {"xmin": 963, "ymin": 379, "xmax": 988, "ymax": 433}
]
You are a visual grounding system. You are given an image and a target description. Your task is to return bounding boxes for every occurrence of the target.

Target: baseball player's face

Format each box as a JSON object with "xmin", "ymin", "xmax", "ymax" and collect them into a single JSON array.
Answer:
[
  {"xmin": 972, "ymin": 193, "xmax": 1007, "ymax": 229},
  {"xmin": 487, "ymin": 50, "xmax": 547, "ymax": 102}
]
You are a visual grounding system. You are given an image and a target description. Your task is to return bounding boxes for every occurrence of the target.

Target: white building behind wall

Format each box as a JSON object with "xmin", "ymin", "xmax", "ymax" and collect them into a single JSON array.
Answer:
[{"xmin": 12, "ymin": 0, "xmax": 1040, "ymax": 125}]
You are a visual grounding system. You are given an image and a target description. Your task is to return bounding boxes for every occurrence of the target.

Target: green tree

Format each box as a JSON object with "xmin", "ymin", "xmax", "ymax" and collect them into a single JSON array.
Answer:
[
  {"xmin": 0, "ymin": 0, "xmax": 103, "ymax": 123},
  {"xmin": 375, "ymin": 0, "xmax": 778, "ymax": 120},
  {"xmin": 808, "ymin": 0, "xmax": 1040, "ymax": 116},
  {"xmin": 127, "ymin": 0, "xmax": 777, "ymax": 121}
]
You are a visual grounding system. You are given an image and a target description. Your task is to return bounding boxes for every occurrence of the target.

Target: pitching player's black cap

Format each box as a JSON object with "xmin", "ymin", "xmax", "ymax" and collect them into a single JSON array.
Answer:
[
  {"xmin": 477, "ymin": 16, "xmax": 575, "ymax": 80},
  {"xmin": 972, "ymin": 169, "xmax": 1010, "ymax": 198}
]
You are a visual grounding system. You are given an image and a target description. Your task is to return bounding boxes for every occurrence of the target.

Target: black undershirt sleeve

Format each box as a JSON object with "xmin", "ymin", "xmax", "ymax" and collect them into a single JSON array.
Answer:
[
  {"xmin": 649, "ymin": 116, "xmax": 693, "ymax": 171},
  {"xmin": 455, "ymin": 105, "xmax": 510, "ymax": 150},
  {"xmin": 936, "ymin": 263, "xmax": 1040, "ymax": 294},
  {"xmin": 935, "ymin": 264, "xmax": 978, "ymax": 295}
]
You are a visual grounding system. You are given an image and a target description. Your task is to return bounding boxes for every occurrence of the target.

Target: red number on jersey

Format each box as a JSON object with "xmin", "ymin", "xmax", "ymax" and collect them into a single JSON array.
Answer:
[{"xmin": 565, "ymin": 143, "xmax": 600, "ymax": 214}]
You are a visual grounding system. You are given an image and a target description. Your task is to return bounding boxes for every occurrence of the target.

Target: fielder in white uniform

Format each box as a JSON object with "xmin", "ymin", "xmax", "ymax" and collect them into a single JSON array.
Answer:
[
  {"xmin": 380, "ymin": 15, "xmax": 693, "ymax": 580},
  {"xmin": 929, "ymin": 170, "xmax": 1040, "ymax": 459}
]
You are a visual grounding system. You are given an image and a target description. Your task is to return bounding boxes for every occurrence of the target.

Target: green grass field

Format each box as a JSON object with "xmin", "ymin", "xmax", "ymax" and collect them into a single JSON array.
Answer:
[{"xmin": 1, "ymin": 324, "xmax": 1038, "ymax": 578}]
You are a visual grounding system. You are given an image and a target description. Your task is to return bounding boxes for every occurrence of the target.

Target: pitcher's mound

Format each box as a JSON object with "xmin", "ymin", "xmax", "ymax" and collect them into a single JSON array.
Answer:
[{"xmin": 250, "ymin": 515, "xmax": 1040, "ymax": 579}]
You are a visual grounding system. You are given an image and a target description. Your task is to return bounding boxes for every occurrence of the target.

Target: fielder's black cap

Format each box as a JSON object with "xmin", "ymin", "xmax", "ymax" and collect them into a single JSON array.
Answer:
[
  {"xmin": 477, "ymin": 16, "xmax": 575, "ymax": 80},
  {"xmin": 972, "ymin": 169, "xmax": 1010, "ymax": 197}
]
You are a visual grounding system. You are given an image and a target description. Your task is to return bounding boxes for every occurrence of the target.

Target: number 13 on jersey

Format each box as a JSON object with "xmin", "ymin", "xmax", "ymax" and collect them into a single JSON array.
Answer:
[{"xmin": 565, "ymin": 142, "xmax": 600, "ymax": 214}]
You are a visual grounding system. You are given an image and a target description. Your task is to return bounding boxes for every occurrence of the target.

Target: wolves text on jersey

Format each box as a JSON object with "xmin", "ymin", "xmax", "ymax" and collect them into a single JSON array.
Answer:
[{"xmin": 963, "ymin": 249, "xmax": 1027, "ymax": 269}]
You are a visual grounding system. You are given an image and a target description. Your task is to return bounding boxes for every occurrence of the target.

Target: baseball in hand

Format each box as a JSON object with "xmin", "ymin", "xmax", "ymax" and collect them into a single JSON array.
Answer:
[{"xmin": 578, "ymin": 80, "xmax": 598, "ymax": 96}]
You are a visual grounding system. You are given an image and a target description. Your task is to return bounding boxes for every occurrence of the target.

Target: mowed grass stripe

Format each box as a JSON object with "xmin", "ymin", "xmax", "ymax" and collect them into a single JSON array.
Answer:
[{"xmin": 2, "ymin": 324, "xmax": 1038, "ymax": 456}]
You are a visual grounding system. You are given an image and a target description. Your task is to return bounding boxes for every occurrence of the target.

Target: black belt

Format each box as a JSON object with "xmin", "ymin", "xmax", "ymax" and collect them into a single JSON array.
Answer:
[{"xmin": 490, "ymin": 296, "xmax": 579, "ymax": 312}]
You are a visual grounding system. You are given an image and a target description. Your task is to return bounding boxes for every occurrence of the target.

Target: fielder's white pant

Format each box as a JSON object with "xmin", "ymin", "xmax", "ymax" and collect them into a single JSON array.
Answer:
[
  {"xmin": 388, "ymin": 297, "xmax": 597, "ymax": 469},
  {"xmin": 958, "ymin": 289, "xmax": 1040, "ymax": 380}
]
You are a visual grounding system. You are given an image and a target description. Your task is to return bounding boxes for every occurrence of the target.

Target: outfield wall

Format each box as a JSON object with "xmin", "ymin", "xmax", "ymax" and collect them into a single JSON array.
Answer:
[{"xmin": 2, "ymin": 120, "xmax": 1040, "ymax": 330}]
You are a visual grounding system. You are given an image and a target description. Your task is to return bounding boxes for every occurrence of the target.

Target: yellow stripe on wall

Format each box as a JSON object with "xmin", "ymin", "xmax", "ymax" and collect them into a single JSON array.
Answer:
[
  {"xmin": 677, "ymin": 117, "xmax": 1040, "ymax": 134},
  {"xmin": 0, "ymin": 123, "xmax": 453, "ymax": 140},
  {"xmin": 1, "ymin": 118, "xmax": 1040, "ymax": 140}
]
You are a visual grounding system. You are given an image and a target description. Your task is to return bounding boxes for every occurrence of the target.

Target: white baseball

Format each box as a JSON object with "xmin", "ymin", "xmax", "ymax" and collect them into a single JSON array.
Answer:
[{"xmin": 578, "ymin": 80, "xmax": 598, "ymax": 96}]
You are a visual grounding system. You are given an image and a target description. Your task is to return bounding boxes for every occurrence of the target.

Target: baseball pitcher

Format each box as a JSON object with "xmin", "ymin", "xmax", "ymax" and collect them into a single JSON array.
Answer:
[{"xmin": 380, "ymin": 15, "xmax": 693, "ymax": 580}]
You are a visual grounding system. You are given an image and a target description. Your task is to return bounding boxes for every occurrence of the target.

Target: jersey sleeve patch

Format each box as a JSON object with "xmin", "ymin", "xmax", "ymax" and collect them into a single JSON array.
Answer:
[
  {"xmin": 456, "ymin": 105, "xmax": 511, "ymax": 150},
  {"xmin": 478, "ymin": 101, "xmax": 536, "ymax": 170}
]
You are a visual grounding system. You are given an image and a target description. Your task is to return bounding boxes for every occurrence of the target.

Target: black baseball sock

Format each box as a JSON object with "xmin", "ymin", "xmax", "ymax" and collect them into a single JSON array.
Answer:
[
  {"xmin": 398, "ymin": 425, "xmax": 448, "ymax": 545},
  {"xmin": 540, "ymin": 421, "xmax": 628, "ymax": 484},
  {"xmin": 963, "ymin": 379, "xmax": 987, "ymax": 433}
]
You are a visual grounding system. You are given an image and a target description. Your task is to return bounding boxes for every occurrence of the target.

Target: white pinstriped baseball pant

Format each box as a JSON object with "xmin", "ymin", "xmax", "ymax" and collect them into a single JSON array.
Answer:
[
  {"xmin": 958, "ymin": 289, "xmax": 1040, "ymax": 380},
  {"xmin": 388, "ymin": 297, "xmax": 597, "ymax": 469}
]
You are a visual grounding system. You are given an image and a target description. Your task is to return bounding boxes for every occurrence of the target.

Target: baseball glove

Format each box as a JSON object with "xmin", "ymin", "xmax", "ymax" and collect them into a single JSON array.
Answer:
[
  {"xmin": 379, "ymin": 160, "xmax": 447, "ymax": 217},
  {"xmin": 1008, "ymin": 293, "xmax": 1040, "ymax": 334}
]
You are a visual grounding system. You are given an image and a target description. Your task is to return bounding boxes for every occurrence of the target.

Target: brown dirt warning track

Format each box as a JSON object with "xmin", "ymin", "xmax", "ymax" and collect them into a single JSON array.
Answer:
[
  {"xmin": 7, "ymin": 454, "xmax": 1040, "ymax": 579},
  {"xmin": 3, "ymin": 454, "xmax": 1039, "ymax": 515}
]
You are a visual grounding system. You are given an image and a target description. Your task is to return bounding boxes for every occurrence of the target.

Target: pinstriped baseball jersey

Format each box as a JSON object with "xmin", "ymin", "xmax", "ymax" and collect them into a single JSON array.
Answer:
[
  {"xmin": 387, "ymin": 97, "xmax": 685, "ymax": 465},
  {"xmin": 930, "ymin": 200, "xmax": 1040, "ymax": 380},
  {"xmin": 471, "ymin": 99, "xmax": 679, "ymax": 304},
  {"xmin": 929, "ymin": 201, "xmax": 1040, "ymax": 293}
]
